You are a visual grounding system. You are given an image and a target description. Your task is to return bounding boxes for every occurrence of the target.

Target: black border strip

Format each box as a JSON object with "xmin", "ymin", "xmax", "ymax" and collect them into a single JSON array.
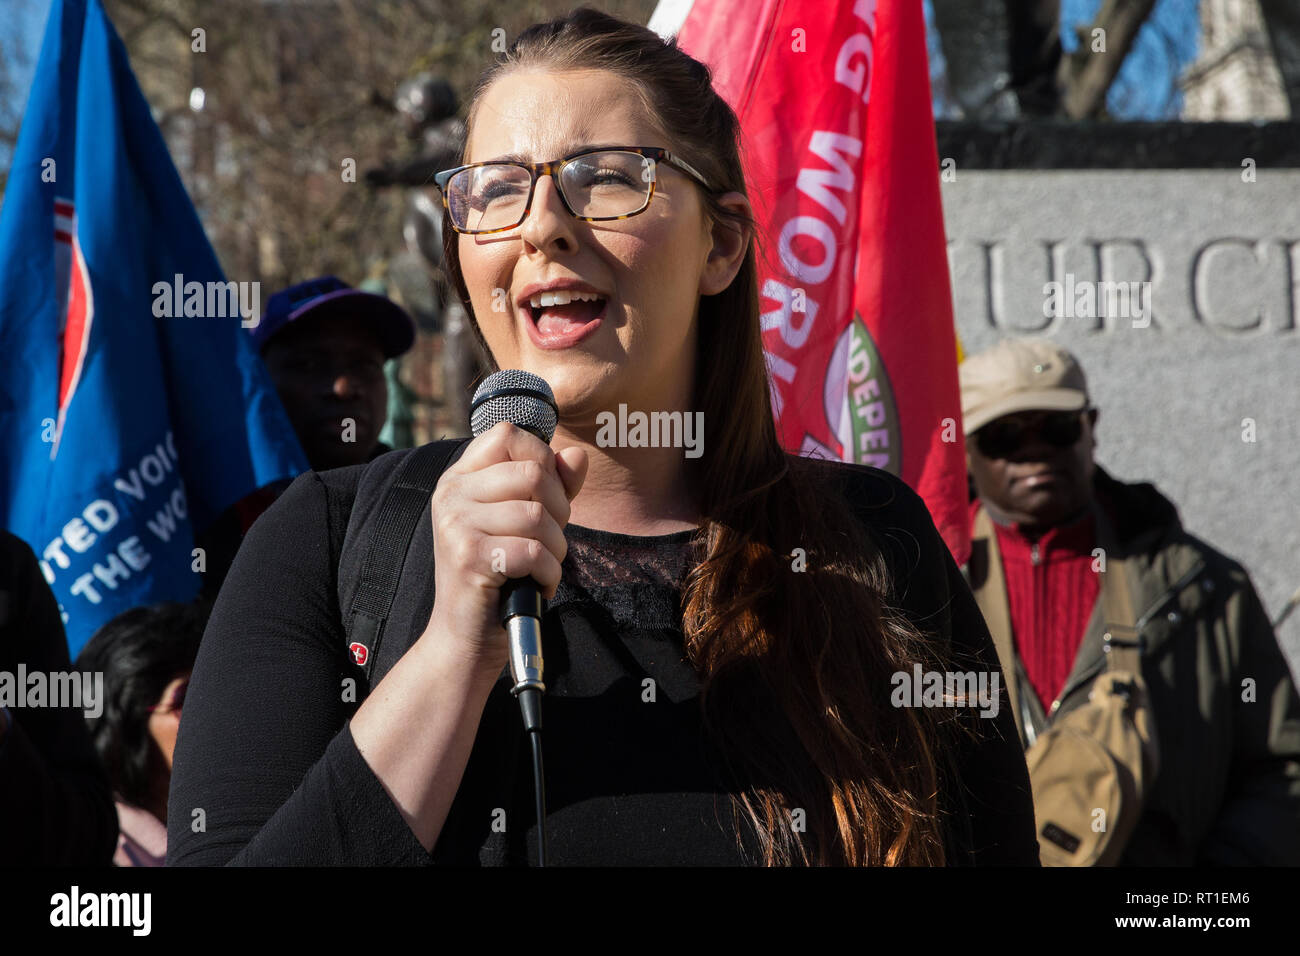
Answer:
[{"xmin": 936, "ymin": 120, "xmax": 1300, "ymax": 169}]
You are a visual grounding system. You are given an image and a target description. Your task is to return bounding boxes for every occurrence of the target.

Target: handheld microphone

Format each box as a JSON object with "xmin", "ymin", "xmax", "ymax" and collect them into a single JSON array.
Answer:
[
  {"xmin": 469, "ymin": 369, "xmax": 559, "ymax": 710},
  {"xmin": 469, "ymin": 369, "xmax": 558, "ymax": 866}
]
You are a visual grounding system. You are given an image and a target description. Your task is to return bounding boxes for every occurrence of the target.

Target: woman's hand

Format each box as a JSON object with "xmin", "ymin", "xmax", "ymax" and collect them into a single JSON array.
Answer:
[{"xmin": 425, "ymin": 421, "xmax": 588, "ymax": 675}]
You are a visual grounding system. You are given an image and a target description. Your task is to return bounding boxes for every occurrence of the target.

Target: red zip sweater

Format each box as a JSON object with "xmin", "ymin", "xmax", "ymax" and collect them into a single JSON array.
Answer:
[{"xmin": 971, "ymin": 498, "xmax": 1101, "ymax": 712}]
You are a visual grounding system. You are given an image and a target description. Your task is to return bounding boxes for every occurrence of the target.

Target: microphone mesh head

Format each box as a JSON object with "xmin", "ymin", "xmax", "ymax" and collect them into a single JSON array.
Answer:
[{"xmin": 470, "ymin": 369, "xmax": 558, "ymax": 442}]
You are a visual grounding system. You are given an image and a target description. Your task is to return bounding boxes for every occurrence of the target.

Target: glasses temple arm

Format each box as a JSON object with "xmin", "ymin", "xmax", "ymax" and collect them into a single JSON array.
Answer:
[{"xmin": 664, "ymin": 153, "xmax": 712, "ymax": 191}]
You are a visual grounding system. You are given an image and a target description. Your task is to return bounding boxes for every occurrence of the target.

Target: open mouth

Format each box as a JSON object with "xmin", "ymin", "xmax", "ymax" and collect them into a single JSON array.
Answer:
[{"xmin": 524, "ymin": 293, "xmax": 608, "ymax": 334}]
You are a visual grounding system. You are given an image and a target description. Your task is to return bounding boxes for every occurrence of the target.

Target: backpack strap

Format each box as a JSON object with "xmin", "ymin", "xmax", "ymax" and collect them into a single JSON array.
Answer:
[{"xmin": 344, "ymin": 437, "xmax": 473, "ymax": 688}]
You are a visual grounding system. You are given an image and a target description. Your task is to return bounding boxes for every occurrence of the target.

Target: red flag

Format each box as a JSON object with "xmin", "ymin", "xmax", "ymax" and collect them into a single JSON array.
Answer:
[{"xmin": 653, "ymin": 0, "xmax": 970, "ymax": 565}]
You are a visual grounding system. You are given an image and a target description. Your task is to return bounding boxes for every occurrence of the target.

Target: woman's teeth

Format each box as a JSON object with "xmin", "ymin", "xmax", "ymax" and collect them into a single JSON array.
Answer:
[{"xmin": 528, "ymin": 289, "xmax": 604, "ymax": 309}]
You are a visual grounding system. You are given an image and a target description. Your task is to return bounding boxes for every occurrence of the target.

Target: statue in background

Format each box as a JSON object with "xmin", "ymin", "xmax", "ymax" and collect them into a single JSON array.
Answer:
[{"xmin": 367, "ymin": 73, "xmax": 484, "ymax": 436}]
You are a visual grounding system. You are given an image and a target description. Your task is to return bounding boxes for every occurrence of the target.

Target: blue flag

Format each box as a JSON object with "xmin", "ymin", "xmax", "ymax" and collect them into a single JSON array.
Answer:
[{"xmin": 0, "ymin": 0, "xmax": 308, "ymax": 656}]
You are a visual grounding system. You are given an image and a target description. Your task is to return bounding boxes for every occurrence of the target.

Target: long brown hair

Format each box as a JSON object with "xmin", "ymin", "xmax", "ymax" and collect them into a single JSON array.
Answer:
[{"xmin": 440, "ymin": 7, "xmax": 968, "ymax": 865}]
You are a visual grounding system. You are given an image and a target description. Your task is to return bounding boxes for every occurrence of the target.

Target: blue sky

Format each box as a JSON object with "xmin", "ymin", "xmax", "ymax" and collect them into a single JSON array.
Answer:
[
  {"xmin": 1061, "ymin": 0, "xmax": 1201, "ymax": 117},
  {"xmin": 924, "ymin": 0, "xmax": 1200, "ymax": 119}
]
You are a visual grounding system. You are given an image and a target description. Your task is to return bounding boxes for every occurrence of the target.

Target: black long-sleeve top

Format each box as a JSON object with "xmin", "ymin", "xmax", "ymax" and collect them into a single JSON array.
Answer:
[
  {"xmin": 0, "ymin": 531, "xmax": 119, "ymax": 866},
  {"xmin": 166, "ymin": 448, "xmax": 1040, "ymax": 866}
]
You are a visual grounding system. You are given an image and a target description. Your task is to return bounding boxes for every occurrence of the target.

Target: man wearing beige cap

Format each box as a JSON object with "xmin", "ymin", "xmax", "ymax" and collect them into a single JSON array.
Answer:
[{"xmin": 959, "ymin": 338, "xmax": 1300, "ymax": 866}]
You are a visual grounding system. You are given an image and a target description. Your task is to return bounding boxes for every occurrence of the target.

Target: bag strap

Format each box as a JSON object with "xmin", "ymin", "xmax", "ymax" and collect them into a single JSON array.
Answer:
[
  {"xmin": 969, "ymin": 505, "xmax": 1038, "ymax": 744},
  {"xmin": 345, "ymin": 437, "xmax": 473, "ymax": 687},
  {"xmin": 1093, "ymin": 502, "xmax": 1143, "ymax": 675}
]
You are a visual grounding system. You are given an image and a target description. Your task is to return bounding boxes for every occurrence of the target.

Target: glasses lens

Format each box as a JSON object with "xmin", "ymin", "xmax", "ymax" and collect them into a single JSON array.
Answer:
[
  {"xmin": 1041, "ymin": 413, "xmax": 1084, "ymax": 447},
  {"xmin": 561, "ymin": 151, "xmax": 652, "ymax": 219},
  {"xmin": 975, "ymin": 412, "xmax": 1083, "ymax": 458},
  {"xmin": 975, "ymin": 422, "xmax": 1022, "ymax": 458},
  {"xmin": 448, "ymin": 164, "xmax": 532, "ymax": 233}
]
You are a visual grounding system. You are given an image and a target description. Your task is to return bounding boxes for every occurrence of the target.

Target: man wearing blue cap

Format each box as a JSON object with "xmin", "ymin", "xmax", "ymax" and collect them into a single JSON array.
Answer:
[
  {"xmin": 252, "ymin": 276, "xmax": 416, "ymax": 471},
  {"xmin": 198, "ymin": 276, "xmax": 418, "ymax": 599}
]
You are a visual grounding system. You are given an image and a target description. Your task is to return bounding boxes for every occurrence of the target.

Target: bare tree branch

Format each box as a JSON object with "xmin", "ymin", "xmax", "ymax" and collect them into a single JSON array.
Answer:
[{"xmin": 1058, "ymin": 0, "xmax": 1160, "ymax": 119}]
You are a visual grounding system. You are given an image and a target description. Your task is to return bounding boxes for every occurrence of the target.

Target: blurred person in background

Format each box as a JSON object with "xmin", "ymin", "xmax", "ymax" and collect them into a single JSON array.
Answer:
[
  {"xmin": 252, "ymin": 275, "xmax": 417, "ymax": 471},
  {"xmin": 0, "ymin": 530, "xmax": 118, "ymax": 865},
  {"xmin": 75, "ymin": 601, "xmax": 207, "ymax": 867},
  {"xmin": 198, "ymin": 276, "xmax": 419, "ymax": 598},
  {"xmin": 961, "ymin": 338, "xmax": 1300, "ymax": 865}
]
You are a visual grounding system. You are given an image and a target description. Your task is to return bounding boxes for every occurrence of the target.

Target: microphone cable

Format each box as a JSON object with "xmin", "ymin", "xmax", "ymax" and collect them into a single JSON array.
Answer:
[
  {"xmin": 517, "ymin": 686, "xmax": 547, "ymax": 866},
  {"xmin": 504, "ymin": 583, "xmax": 548, "ymax": 867}
]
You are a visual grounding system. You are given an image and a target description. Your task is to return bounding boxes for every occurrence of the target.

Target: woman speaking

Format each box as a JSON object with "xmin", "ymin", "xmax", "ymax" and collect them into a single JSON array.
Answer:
[{"xmin": 167, "ymin": 7, "xmax": 1039, "ymax": 866}]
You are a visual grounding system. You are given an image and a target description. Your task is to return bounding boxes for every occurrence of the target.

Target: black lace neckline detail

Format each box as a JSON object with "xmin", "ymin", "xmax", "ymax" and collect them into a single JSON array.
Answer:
[
  {"xmin": 551, "ymin": 523, "xmax": 702, "ymax": 630},
  {"xmin": 565, "ymin": 522, "xmax": 698, "ymax": 544}
]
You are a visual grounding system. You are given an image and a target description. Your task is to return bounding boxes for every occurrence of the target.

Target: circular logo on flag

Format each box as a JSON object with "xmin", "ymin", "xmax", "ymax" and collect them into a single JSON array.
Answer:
[
  {"xmin": 349, "ymin": 642, "xmax": 368, "ymax": 666},
  {"xmin": 824, "ymin": 312, "xmax": 901, "ymax": 472}
]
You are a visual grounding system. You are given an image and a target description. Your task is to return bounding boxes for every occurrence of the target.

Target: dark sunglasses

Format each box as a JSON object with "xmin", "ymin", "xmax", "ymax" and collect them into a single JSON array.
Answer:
[
  {"xmin": 147, "ymin": 679, "xmax": 188, "ymax": 716},
  {"xmin": 974, "ymin": 410, "xmax": 1089, "ymax": 459}
]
